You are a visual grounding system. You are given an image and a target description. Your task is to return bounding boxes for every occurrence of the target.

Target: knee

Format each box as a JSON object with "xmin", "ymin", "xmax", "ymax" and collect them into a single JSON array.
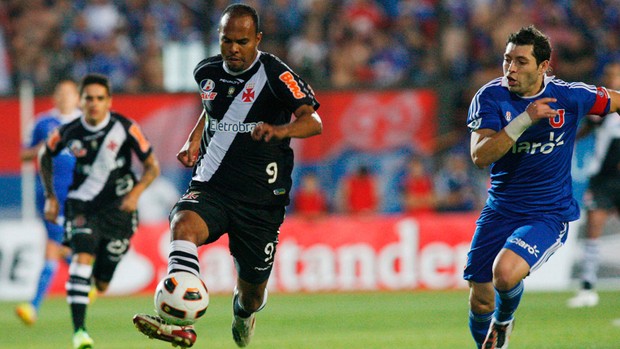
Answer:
[{"xmin": 492, "ymin": 264, "xmax": 522, "ymax": 291}]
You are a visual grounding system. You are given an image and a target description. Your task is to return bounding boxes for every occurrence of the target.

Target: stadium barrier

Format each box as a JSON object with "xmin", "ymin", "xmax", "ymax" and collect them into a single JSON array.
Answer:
[{"xmin": 0, "ymin": 213, "xmax": 579, "ymax": 300}]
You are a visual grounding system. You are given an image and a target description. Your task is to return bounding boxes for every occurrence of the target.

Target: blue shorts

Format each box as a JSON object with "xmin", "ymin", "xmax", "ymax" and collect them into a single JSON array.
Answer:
[
  {"xmin": 36, "ymin": 189, "xmax": 67, "ymax": 244},
  {"xmin": 44, "ymin": 219, "xmax": 65, "ymax": 244},
  {"xmin": 463, "ymin": 205, "xmax": 569, "ymax": 283}
]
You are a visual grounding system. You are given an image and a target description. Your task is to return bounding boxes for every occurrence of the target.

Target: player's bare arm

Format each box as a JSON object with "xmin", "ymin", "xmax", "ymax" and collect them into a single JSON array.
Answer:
[
  {"xmin": 37, "ymin": 146, "xmax": 60, "ymax": 222},
  {"xmin": 251, "ymin": 104, "xmax": 322, "ymax": 142},
  {"xmin": 471, "ymin": 97, "xmax": 558, "ymax": 168},
  {"xmin": 120, "ymin": 153, "xmax": 160, "ymax": 212},
  {"xmin": 177, "ymin": 110, "xmax": 206, "ymax": 167},
  {"xmin": 607, "ymin": 89, "xmax": 620, "ymax": 112},
  {"xmin": 21, "ymin": 141, "xmax": 44, "ymax": 162}
]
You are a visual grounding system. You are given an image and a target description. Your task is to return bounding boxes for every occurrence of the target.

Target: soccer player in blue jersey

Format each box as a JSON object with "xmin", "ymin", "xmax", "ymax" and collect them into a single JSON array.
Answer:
[
  {"xmin": 16, "ymin": 80, "xmax": 81, "ymax": 326},
  {"xmin": 465, "ymin": 25, "xmax": 620, "ymax": 349}
]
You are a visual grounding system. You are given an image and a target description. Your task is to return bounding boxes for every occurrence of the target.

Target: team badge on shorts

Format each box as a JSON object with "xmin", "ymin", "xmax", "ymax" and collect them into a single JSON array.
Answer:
[{"xmin": 180, "ymin": 191, "xmax": 200, "ymax": 203}]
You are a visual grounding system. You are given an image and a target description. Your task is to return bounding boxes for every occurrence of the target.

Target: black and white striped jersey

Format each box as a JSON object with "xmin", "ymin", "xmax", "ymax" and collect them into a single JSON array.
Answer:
[
  {"xmin": 587, "ymin": 112, "xmax": 620, "ymax": 178},
  {"xmin": 191, "ymin": 51, "xmax": 320, "ymax": 206},
  {"xmin": 45, "ymin": 112, "xmax": 153, "ymax": 211}
]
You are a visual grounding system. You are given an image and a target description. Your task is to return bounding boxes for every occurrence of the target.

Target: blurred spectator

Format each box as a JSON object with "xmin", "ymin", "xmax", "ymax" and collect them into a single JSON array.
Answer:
[
  {"xmin": 368, "ymin": 29, "xmax": 409, "ymax": 87},
  {"xmin": 337, "ymin": 165, "xmax": 379, "ymax": 214},
  {"xmin": 292, "ymin": 172, "xmax": 328, "ymax": 219},
  {"xmin": 82, "ymin": 0, "xmax": 122, "ymax": 39},
  {"xmin": 399, "ymin": 156, "xmax": 436, "ymax": 214},
  {"xmin": 287, "ymin": 17, "xmax": 328, "ymax": 86},
  {"xmin": 0, "ymin": 26, "xmax": 11, "ymax": 94},
  {"xmin": 329, "ymin": 27, "xmax": 373, "ymax": 88},
  {"xmin": 434, "ymin": 152, "xmax": 479, "ymax": 212},
  {"xmin": 343, "ymin": 0, "xmax": 387, "ymax": 39}
]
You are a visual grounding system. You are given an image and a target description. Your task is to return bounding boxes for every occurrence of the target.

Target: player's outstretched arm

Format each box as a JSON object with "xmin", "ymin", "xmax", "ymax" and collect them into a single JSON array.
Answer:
[
  {"xmin": 471, "ymin": 98, "xmax": 558, "ymax": 168},
  {"xmin": 21, "ymin": 142, "xmax": 43, "ymax": 162},
  {"xmin": 177, "ymin": 110, "xmax": 206, "ymax": 167},
  {"xmin": 251, "ymin": 104, "xmax": 322, "ymax": 142},
  {"xmin": 607, "ymin": 89, "xmax": 620, "ymax": 113}
]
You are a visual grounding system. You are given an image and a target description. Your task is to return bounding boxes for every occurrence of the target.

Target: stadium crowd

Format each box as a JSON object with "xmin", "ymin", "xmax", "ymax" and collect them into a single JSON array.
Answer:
[
  {"xmin": 1, "ymin": 0, "xmax": 619, "ymax": 95},
  {"xmin": 2, "ymin": 0, "xmax": 619, "ymax": 214}
]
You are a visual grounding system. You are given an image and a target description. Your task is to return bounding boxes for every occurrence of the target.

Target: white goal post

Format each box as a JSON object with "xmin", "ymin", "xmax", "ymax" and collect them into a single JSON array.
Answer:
[{"xmin": 19, "ymin": 79, "xmax": 35, "ymax": 220}]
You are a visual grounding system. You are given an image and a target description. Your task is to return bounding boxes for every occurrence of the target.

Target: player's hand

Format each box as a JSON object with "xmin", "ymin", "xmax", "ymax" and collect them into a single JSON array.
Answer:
[
  {"xmin": 43, "ymin": 196, "xmax": 59, "ymax": 223},
  {"xmin": 176, "ymin": 140, "xmax": 199, "ymax": 167},
  {"xmin": 526, "ymin": 98, "xmax": 558, "ymax": 122},
  {"xmin": 120, "ymin": 191, "xmax": 139, "ymax": 212},
  {"xmin": 252, "ymin": 122, "xmax": 285, "ymax": 142}
]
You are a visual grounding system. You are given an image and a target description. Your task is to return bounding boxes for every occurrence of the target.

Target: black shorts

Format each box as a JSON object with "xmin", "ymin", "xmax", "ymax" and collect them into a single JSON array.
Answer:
[
  {"xmin": 584, "ymin": 176, "xmax": 620, "ymax": 211},
  {"xmin": 170, "ymin": 186, "xmax": 285, "ymax": 284},
  {"xmin": 64, "ymin": 199, "xmax": 137, "ymax": 282}
]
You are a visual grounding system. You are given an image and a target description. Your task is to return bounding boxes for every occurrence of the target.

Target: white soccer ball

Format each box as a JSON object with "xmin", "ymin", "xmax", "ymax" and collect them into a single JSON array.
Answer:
[{"xmin": 154, "ymin": 272, "xmax": 209, "ymax": 326}]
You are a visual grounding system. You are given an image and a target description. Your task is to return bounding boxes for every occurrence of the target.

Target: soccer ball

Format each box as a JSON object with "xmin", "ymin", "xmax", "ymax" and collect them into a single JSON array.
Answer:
[{"xmin": 154, "ymin": 272, "xmax": 209, "ymax": 326}]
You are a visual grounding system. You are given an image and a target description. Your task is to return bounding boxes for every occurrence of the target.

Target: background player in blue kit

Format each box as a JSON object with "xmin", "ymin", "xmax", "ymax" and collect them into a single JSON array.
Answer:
[
  {"xmin": 16, "ymin": 80, "xmax": 81, "ymax": 326},
  {"xmin": 567, "ymin": 61, "xmax": 620, "ymax": 308},
  {"xmin": 39, "ymin": 73, "xmax": 160, "ymax": 349},
  {"xmin": 465, "ymin": 25, "xmax": 620, "ymax": 349},
  {"xmin": 133, "ymin": 4, "xmax": 322, "ymax": 348}
]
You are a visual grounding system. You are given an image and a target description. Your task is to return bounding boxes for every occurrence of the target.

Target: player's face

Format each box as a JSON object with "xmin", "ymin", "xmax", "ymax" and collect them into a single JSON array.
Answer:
[
  {"xmin": 603, "ymin": 63, "xmax": 620, "ymax": 90},
  {"xmin": 502, "ymin": 43, "xmax": 546, "ymax": 97},
  {"xmin": 80, "ymin": 84, "xmax": 111, "ymax": 126},
  {"xmin": 54, "ymin": 81, "xmax": 80, "ymax": 113},
  {"xmin": 219, "ymin": 14, "xmax": 262, "ymax": 72}
]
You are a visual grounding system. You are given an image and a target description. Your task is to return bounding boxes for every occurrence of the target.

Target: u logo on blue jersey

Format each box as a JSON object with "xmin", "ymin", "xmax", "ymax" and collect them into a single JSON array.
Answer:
[{"xmin": 549, "ymin": 109, "xmax": 565, "ymax": 128}]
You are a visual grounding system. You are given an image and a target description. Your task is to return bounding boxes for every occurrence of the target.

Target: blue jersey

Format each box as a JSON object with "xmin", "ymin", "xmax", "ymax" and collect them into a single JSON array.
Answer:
[
  {"xmin": 467, "ymin": 75, "xmax": 611, "ymax": 221},
  {"xmin": 29, "ymin": 109, "xmax": 80, "ymax": 213}
]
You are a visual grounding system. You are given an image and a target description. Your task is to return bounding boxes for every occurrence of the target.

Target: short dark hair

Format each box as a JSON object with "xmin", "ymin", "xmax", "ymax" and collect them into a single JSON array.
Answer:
[
  {"xmin": 507, "ymin": 25, "xmax": 552, "ymax": 66},
  {"xmin": 221, "ymin": 3, "xmax": 260, "ymax": 34},
  {"xmin": 79, "ymin": 73, "xmax": 111, "ymax": 96}
]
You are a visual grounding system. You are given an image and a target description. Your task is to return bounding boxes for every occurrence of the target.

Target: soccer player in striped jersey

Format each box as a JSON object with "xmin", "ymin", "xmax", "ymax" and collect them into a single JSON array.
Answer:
[
  {"xmin": 39, "ymin": 73, "xmax": 160, "ymax": 349},
  {"xmin": 464, "ymin": 25, "xmax": 620, "ymax": 349},
  {"xmin": 567, "ymin": 61, "xmax": 620, "ymax": 308},
  {"xmin": 133, "ymin": 4, "xmax": 322, "ymax": 348},
  {"xmin": 16, "ymin": 80, "xmax": 81, "ymax": 326}
]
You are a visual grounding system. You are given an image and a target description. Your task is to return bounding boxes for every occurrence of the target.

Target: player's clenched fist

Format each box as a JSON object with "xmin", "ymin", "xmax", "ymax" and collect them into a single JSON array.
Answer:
[{"xmin": 252, "ymin": 122, "xmax": 284, "ymax": 142}]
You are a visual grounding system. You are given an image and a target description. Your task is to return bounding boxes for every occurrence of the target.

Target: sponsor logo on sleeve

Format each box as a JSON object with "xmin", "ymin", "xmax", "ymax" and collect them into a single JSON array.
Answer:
[
  {"xmin": 68, "ymin": 140, "xmax": 87, "ymax": 157},
  {"xmin": 200, "ymin": 79, "xmax": 217, "ymax": 101},
  {"xmin": 279, "ymin": 71, "xmax": 306, "ymax": 99}
]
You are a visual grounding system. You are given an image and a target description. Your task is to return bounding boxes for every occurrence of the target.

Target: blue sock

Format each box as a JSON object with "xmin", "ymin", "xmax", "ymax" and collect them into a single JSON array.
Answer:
[
  {"xmin": 469, "ymin": 310, "xmax": 493, "ymax": 348},
  {"xmin": 494, "ymin": 280, "xmax": 524, "ymax": 323},
  {"xmin": 32, "ymin": 260, "xmax": 58, "ymax": 310}
]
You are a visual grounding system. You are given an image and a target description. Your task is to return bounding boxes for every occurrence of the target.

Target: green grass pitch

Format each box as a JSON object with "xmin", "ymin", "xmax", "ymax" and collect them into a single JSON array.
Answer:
[{"xmin": 2, "ymin": 290, "xmax": 620, "ymax": 348}]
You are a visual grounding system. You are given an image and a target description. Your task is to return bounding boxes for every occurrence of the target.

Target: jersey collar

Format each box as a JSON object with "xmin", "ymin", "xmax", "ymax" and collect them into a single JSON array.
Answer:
[{"xmin": 81, "ymin": 112, "xmax": 111, "ymax": 132}]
